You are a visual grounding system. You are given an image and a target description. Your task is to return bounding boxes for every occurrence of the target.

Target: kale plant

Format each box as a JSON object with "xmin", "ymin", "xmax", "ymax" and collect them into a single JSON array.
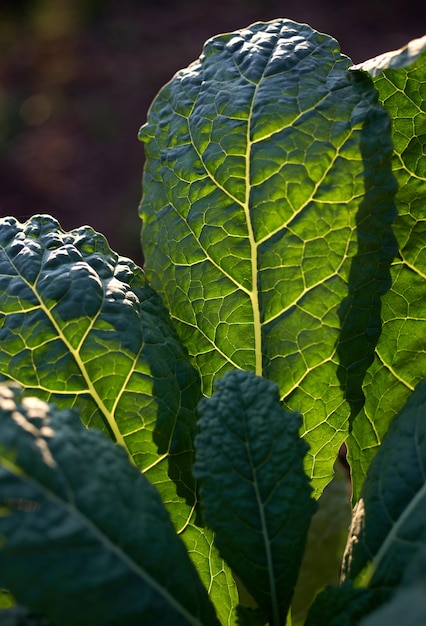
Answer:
[{"xmin": 0, "ymin": 19, "xmax": 425, "ymax": 626}]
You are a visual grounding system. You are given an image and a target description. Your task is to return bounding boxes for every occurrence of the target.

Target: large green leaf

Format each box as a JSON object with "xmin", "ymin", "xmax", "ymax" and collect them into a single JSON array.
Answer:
[
  {"xmin": 348, "ymin": 37, "xmax": 426, "ymax": 498},
  {"xmin": 194, "ymin": 370, "xmax": 317, "ymax": 626},
  {"xmin": 0, "ymin": 215, "xmax": 237, "ymax": 623},
  {"xmin": 342, "ymin": 379, "xmax": 426, "ymax": 590},
  {"xmin": 139, "ymin": 19, "xmax": 397, "ymax": 494},
  {"xmin": 0, "ymin": 383, "xmax": 220, "ymax": 626}
]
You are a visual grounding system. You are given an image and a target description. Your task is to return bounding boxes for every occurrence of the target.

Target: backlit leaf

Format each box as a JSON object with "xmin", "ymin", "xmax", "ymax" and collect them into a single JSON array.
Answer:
[
  {"xmin": 140, "ymin": 19, "xmax": 397, "ymax": 494},
  {"xmin": 0, "ymin": 215, "xmax": 237, "ymax": 622},
  {"xmin": 349, "ymin": 37, "xmax": 426, "ymax": 498}
]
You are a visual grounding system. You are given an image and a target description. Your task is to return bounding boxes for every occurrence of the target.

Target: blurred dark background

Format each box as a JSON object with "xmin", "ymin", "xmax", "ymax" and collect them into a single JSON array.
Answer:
[{"xmin": 0, "ymin": 0, "xmax": 424, "ymax": 265}]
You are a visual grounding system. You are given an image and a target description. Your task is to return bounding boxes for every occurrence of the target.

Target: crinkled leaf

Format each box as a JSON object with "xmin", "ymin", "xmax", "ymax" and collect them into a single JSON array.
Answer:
[
  {"xmin": 139, "ymin": 19, "xmax": 397, "ymax": 494},
  {"xmin": 342, "ymin": 379, "xmax": 426, "ymax": 589},
  {"xmin": 194, "ymin": 370, "xmax": 317, "ymax": 625},
  {"xmin": 349, "ymin": 37, "xmax": 426, "ymax": 498},
  {"xmin": 0, "ymin": 214, "xmax": 199, "ymax": 501},
  {"xmin": 0, "ymin": 384, "xmax": 220, "ymax": 626},
  {"xmin": 0, "ymin": 215, "xmax": 237, "ymax": 622}
]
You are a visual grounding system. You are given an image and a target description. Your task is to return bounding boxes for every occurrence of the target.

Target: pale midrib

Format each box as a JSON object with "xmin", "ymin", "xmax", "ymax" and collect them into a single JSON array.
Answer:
[
  {"xmin": 360, "ymin": 480, "xmax": 426, "ymax": 587},
  {"xmin": 9, "ymin": 258, "xmax": 134, "ymax": 463},
  {"xmin": 245, "ymin": 96, "xmax": 263, "ymax": 376},
  {"xmin": 5, "ymin": 462, "xmax": 204, "ymax": 626},
  {"xmin": 244, "ymin": 428, "xmax": 280, "ymax": 626},
  {"xmin": 186, "ymin": 85, "xmax": 263, "ymax": 374},
  {"xmin": 39, "ymin": 300, "xmax": 126, "ymax": 444}
]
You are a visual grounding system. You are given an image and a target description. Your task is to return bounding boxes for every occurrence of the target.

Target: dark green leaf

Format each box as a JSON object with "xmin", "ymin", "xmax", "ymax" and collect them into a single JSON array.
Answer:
[
  {"xmin": 235, "ymin": 606, "xmax": 267, "ymax": 626},
  {"xmin": 194, "ymin": 370, "xmax": 317, "ymax": 626},
  {"xmin": 349, "ymin": 37, "xmax": 426, "ymax": 498},
  {"xmin": 0, "ymin": 606, "xmax": 51, "ymax": 626},
  {"xmin": 304, "ymin": 582, "xmax": 379, "ymax": 626},
  {"xmin": 0, "ymin": 384, "xmax": 220, "ymax": 626},
  {"xmin": 342, "ymin": 380, "xmax": 426, "ymax": 589},
  {"xmin": 358, "ymin": 548, "xmax": 426, "ymax": 625},
  {"xmin": 358, "ymin": 586, "xmax": 426, "ymax": 626},
  {"xmin": 139, "ymin": 19, "xmax": 397, "ymax": 494}
]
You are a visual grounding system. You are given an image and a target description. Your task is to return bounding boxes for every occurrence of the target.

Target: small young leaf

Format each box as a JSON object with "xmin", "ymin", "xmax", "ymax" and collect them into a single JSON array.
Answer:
[
  {"xmin": 0, "ymin": 384, "xmax": 220, "ymax": 626},
  {"xmin": 194, "ymin": 370, "xmax": 317, "ymax": 626},
  {"xmin": 342, "ymin": 379, "xmax": 426, "ymax": 589}
]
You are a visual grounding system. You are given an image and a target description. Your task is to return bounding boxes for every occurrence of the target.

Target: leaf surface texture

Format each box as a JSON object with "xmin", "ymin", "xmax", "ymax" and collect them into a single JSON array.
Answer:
[
  {"xmin": 342, "ymin": 380, "xmax": 426, "ymax": 589},
  {"xmin": 0, "ymin": 215, "xmax": 236, "ymax": 622},
  {"xmin": 349, "ymin": 38, "xmax": 426, "ymax": 497},
  {"xmin": 194, "ymin": 370, "xmax": 316, "ymax": 625},
  {"xmin": 140, "ymin": 19, "xmax": 397, "ymax": 492},
  {"xmin": 0, "ymin": 384, "xmax": 219, "ymax": 626}
]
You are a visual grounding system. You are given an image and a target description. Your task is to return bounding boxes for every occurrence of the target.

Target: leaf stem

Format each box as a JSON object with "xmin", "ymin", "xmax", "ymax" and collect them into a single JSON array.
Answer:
[{"xmin": 245, "ymin": 97, "xmax": 262, "ymax": 377}]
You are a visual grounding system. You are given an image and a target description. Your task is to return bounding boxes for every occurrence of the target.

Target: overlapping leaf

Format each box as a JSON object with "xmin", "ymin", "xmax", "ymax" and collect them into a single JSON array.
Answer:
[
  {"xmin": 194, "ymin": 370, "xmax": 317, "ymax": 625},
  {"xmin": 0, "ymin": 215, "xmax": 237, "ymax": 622},
  {"xmin": 291, "ymin": 463, "xmax": 352, "ymax": 625},
  {"xmin": 304, "ymin": 582, "xmax": 376, "ymax": 626},
  {"xmin": 357, "ymin": 550, "xmax": 426, "ymax": 626},
  {"xmin": 140, "ymin": 19, "xmax": 397, "ymax": 493},
  {"xmin": 349, "ymin": 37, "xmax": 426, "ymax": 498},
  {"xmin": 0, "ymin": 383, "xmax": 220, "ymax": 626},
  {"xmin": 342, "ymin": 379, "xmax": 426, "ymax": 590}
]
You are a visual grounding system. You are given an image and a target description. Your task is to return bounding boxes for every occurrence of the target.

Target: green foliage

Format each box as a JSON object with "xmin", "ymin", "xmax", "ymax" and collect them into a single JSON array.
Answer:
[
  {"xmin": 194, "ymin": 371, "xmax": 316, "ymax": 625},
  {"xmin": 349, "ymin": 36, "xmax": 426, "ymax": 498},
  {"xmin": 342, "ymin": 379, "xmax": 426, "ymax": 590},
  {"xmin": 0, "ymin": 384, "xmax": 219, "ymax": 626},
  {"xmin": 139, "ymin": 19, "xmax": 397, "ymax": 496},
  {"xmin": 0, "ymin": 18, "xmax": 425, "ymax": 626},
  {"xmin": 0, "ymin": 214, "xmax": 236, "ymax": 623}
]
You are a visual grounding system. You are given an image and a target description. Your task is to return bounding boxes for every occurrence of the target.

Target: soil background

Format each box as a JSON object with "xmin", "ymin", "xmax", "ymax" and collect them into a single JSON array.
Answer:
[{"xmin": 1, "ymin": 0, "xmax": 424, "ymax": 265}]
